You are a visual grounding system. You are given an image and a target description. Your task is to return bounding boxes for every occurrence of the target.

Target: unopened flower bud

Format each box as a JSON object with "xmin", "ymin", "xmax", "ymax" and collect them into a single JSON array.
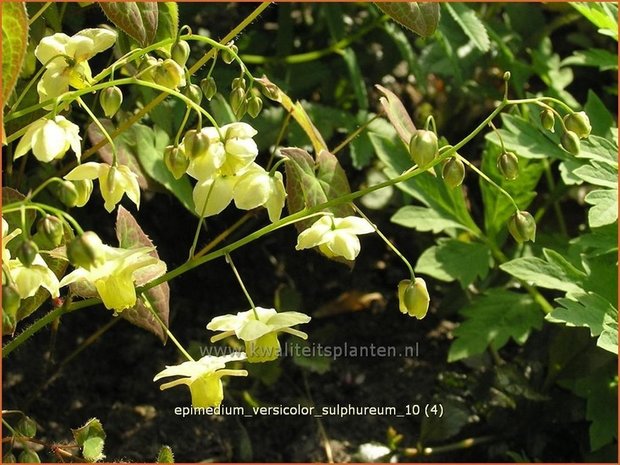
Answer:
[
  {"xmin": 2, "ymin": 284, "xmax": 21, "ymax": 320},
  {"xmin": 247, "ymin": 95, "xmax": 263, "ymax": 118},
  {"xmin": 222, "ymin": 43, "xmax": 238, "ymax": 64},
  {"xmin": 73, "ymin": 179, "xmax": 93, "ymax": 207},
  {"xmin": 100, "ymin": 86, "xmax": 123, "ymax": 118},
  {"xmin": 16, "ymin": 239, "xmax": 39, "ymax": 267},
  {"xmin": 67, "ymin": 231, "xmax": 104, "ymax": 269},
  {"xmin": 563, "ymin": 111, "xmax": 591, "ymax": 139},
  {"xmin": 508, "ymin": 210, "xmax": 536, "ymax": 243},
  {"xmin": 261, "ymin": 82, "xmax": 280, "ymax": 101},
  {"xmin": 200, "ymin": 76, "xmax": 217, "ymax": 100},
  {"xmin": 398, "ymin": 278, "xmax": 430, "ymax": 319},
  {"xmin": 561, "ymin": 130, "xmax": 580, "ymax": 155},
  {"xmin": 164, "ymin": 145, "xmax": 189, "ymax": 179},
  {"xmin": 2, "ymin": 452, "xmax": 16, "ymax": 463},
  {"xmin": 442, "ymin": 157, "xmax": 465, "ymax": 188},
  {"xmin": 497, "ymin": 151, "xmax": 519, "ymax": 181},
  {"xmin": 230, "ymin": 87, "xmax": 246, "ymax": 115},
  {"xmin": 540, "ymin": 108, "xmax": 555, "ymax": 132},
  {"xmin": 409, "ymin": 130, "xmax": 438, "ymax": 167},
  {"xmin": 183, "ymin": 129, "xmax": 210, "ymax": 159},
  {"xmin": 18, "ymin": 450, "xmax": 40, "ymax": 464},
  {"xmin": 37, "ymin": 215, "xmax": 64, "ymax": 247},
  {"xmin": 171, "ymin": 40, "xmax": 190, "ymax": 67},
  {"xmin": 16, "ymin": 416, "xmax": 37, "ymax": 438},
  {"xmin": 137, "ymin": 54, "xmax": 159, "ymax": 82},
  {"xmin": 231, "ymin": 77, "xmax": 246, "ymax": 91},
  {"xmin": 184, "ymin": 83, "xmax": 202, "ymax": 106},
  {"xmin": 57, "ymin": 180, "xmax": 79, "ymax": 207},
  {"xmin": 154, "ymin": 59, "xmax": 185, "ymax": 89}
]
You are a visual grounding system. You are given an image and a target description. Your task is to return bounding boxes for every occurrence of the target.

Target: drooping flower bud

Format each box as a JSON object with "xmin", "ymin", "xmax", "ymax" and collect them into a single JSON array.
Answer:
[
  {"xmin": 37, "ymin": 215, "xmax": 64, "ymax": 247},
  {"xmin": 171, "ymin": 40, "xmax": 191, "ymax": 67},
  {"xmin": 154, "ymin": 59, "xmax": 185, "ymax": 89},
  {"xmin": 230, "ymin": 87, "xmax": 246, "ymax": 115},
  {"xmin": 183, "ymin": 129, "xmax": 210, "ymax": 159},
  {"xmin": 16, "ymin": 239, "xmax": 39, "ymax": 267},
  {"xmin": 442, "ymin": 157, "xmax": 465, "ymax": 189},
  {"xmin": 57, "ymin": 180, "xmax": 79, "ymax": 207},
  {"xmin": 563, "ymin": 111, "xmax": 591, "ymax": 139},
  {"xmin": 18, "ymin": 450, "xmax": 40, "ymax": 464},
  {"xmin": 409, "ymin": 130, "xmax": 438, "ymax": 167},
  {"xmin": 508, "ymin": 210, "xmax": 536, "ymax": 243},
  {"xmin": 184, "ymin": 83, "xmax": 202, "ymax": 105},
  {"xmin": 560, "ymin": 130, "xmax": 580, "ymax": 155},
  {"xmin": 100, "ymin": 86, "xmax": 123, "ymax": 118},
  {"xmin": 497, "ymin": 151, "xmax": 519, "ymax": 181},
  {"xmin": 2, "ymin": 283, "xmax": 21, "ymax": 321},
  {"xmin": 398, "ymin": 278, "xmax": 430, "ymax": 319},
  {"xmin": 164, "ymin": 145, "xmax": 189, "ymax": 179},
  {"xmin": 73, "ymin": 179, "xmax": 94, "ymax": 207},
  {"xmin": 261, "ymin": 82, "xmax": 280, "ymax": 101},
  {"xmin": 16, "ymin": 416, "xmax": 37, "ymax": 438},
  {"xmin": 201, "ymin": 76, "xmax": 217, "ymax": 100},
  {"xmin": 231, "ymin": 77, "xmax": 246, "ymax": 91},
  {"xmin": 66, "ymin": 231, "xmax": 105, "ymax": 269},
  {"xmin": 247, "ymin": 95, "xmax": 263, "ymax": 118},
  {"xmin": 540, "ymin": 108, "xmax": 555, "ymax": 132}
]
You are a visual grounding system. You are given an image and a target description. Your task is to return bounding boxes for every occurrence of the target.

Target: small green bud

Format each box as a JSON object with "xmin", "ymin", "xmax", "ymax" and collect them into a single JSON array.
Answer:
[
  {"xmin": 222, "ymin": 43, "xmax": 238, "ymax": 64},
  {"xmin": 18, "ymin": 450, "xmax": 40, "ymax": 464},
  {"xmin": 137, "ymin": 55, "xmax": 159, "ymax": 82},
  {"xmin": 2, "ymin": 284, "xmax": 21, "ymax": 319},
  {"xmin": 164, "ymin": 145, "xmax": 189, "ymax": 180},
  {"xmin": 561, "ymin": 130, "xmax": 580, "ymax": 155},
  {"xmin": 106, "ymin": 165, "xmax": 118, "ymax": 194},
  {"xmin": 398, "ymin": 278, "xmax": 430, "ymax": 319},
  {"xmin": 230, "ymin": 88, "xmax": 246, "ymax": 115},
  {"xmin": 73, "ymin": 179, "xmax": 93, "ymax": 208},
  {"xmin": 183, "ymin": 129, "xmax": 210, "ymax": 159},
  {"xmin": 156, "ymin": 445, "xmax": 175, "ymax": 463},
  {"xmin": 171, "ymin": 40, "xmax": 190, "ymax": 67},
  {"xmin": 508, "ymin": 210, "xmax": 536, "ymax": 243},
  {"xmin": 99, "ymin": 86, "xmax": 123, "ymax": 118},
  {"xmin": 540, "ymin": 108, "xmax": 555, "ymax": 132},
  {"xmin": 154, "ymin": 59, "xmax": 185, "ymax": 89},
  {"xmin": 234, "ymin": 98, "xmax": 247, "ymax": 119},
  {"xmin": 57, "ymin": 180, "xmax": 79, "ymax": 208},
  {"xmin": 261, "ymin": 82, "xmax": 280, "ymax": 101},
  {"xmin": 3, "ymin": 452, "xmax": 16, "ymax": 463},
  {"xmin": 37, "ymin": 215, "xmax": 64, "ymax": 247},
  {"xmin": 497, "ymin": 151, "xmax": 519, "ymax": 181},
  {"xmin": 247, "ymin": 95, "xmax": 263, "ymax": 118},
  {"xmin": 200, "ymin": 77, "xmax": 217, "ymax": 100},
  {"xmin": 184, "ymin": 84, "xmax": 203, "ymax": 106},
  {"xmin": 231, "ymin": 77, "xmax": 246, "ymax": 91},
  {"xmin": 442, "ymin": 157, "xmax": 465, "ymax": 189},
  {"xmin": 503, "ymin": 71, "xmax": 511, "ymax": 81},
  {"xmin": 16, "ymin": 416, "xmax": 37, "ymax": 438},
  {"xmin": 563, "ymin": 111, "xmax": 591, "ymax": 139},
  {"xmin": 409, "ymin": 130, "xmax": 438, "ymax": 167},
  {"xmin": 16, "ymin": 239, "xmax": 39, "ymax": 267},
  {"xmin": 66, "ymin": 231, "xmax": 104, "ymax": 270}
]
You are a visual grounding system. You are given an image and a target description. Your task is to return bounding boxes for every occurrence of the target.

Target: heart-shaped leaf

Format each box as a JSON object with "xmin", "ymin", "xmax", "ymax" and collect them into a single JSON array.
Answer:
[
  {"xmin": 2, "ymin": 2, "xmax": 28, "ymax": 104},
  {"xmin": 100, "ymin": 2, "xmax": 158, "ymax": 47},
  {"xmin": 375, "ymin": 2, "xmax": 440, "ymax": 38},
  {"xmin": 72, "ymin": 418, "xmax": 106, "ymax": 463},
  {"xmin": 375, "ymin": 84, "xmax": 416, "ymax": 146}
]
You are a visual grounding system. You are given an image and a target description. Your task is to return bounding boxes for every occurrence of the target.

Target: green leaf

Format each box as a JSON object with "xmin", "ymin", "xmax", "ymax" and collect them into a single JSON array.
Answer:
[
  {"xmin": 156, "ymin": 445, "xmax": 175, "ymax": 463},
  {"xmin": 571, "ymin": 223, "xmax": 618, "ymax": 257},
  {"xmin": 584, "ymin": 91, "xmax": 616, "ymax": 139},
  {"xmin": 573, "ymin": 161, "xmax": 617, "ymax": 188},
  {"xmin": 416, "ymin": 239, "xmax": 491, "ymax": 287},
  {"xmin": 500, "ymin": 249, "xmax": 587, "ymax": 294},
  {"xmin": 375, "ymin": 2, "xmax": 440, "ymax": 37},
  {"xmin": 562, "ymin": 49, "xmax": 618, "ymax": 71},
  {"xmin": 391, "ymin": 205, "xmax": 467, "ymax": 234},
  {"xmin": 571, "ymin": 2, "xmax": 618, "ymax": 41},
  {"xmin": 598, "ymin": 313, "xmax": 618, "ymax": 354},
  {"xmin": 153, "ymin": 2, "xmax": 179, "ymax": 52},
  {"xmin": 100, "ymin": 2, "xmax": 158, "ymax": 47},
  {"xmin": 116, "ymin": 206, "xmax": 169, "ymax": 344},
  {"xmin": 375, "ymin": 84, "xmax": 416, "ymax": 146},
  {"xmin": 419, "ymin": 397, "xmax": 470, "ymax": 443},
  {"xmin": 577, "ymin": 135, "xmax": 619, "ymax": 167},
  {"xmin": 444, "ymin": 3, "xmax": 490, "ymax": 52},
  {"xmin": 584, "ymin": 189, "xmax": 618, "ymax": 228},
  {"xmin": 1, "ymin": 2, "xmax": 28, "ymax": 104},
  {"xmin": 72, "ymin": 418, "xmax": 106, "ymax": 463},
  {"xmin": 130, "ymin": 124, "xmax": 195, "ymax": 214},
  {"xmin": 548, "ymin": 292, "xmax": 616, "ymax": 338},
  {"xmin": 282, "ymin": 147, "xmax": 353, "ymax": 233},
  {"xmin": 448, "ymin": 289, "xmax": 543, "ymax": 362}
]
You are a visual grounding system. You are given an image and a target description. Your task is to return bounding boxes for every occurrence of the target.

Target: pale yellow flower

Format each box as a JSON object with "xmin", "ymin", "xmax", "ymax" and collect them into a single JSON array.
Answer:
[
  {"xmin": 154, "ymin": 353, "xmax": 248, "ymax": 408},
  {"xmin": 397, "ymin": 278, "xmax": 430, "ymax": 319},
  {"xmin": 14, "ymin": 116, "xmax": 81, "ymax": 162},
  {"xmin": 64, "ymin": 162, "xmax": 140, "ymax": 213},
  {"xmin": 296, "ymin": 215, "xmax": 374, "ymax": 260}
]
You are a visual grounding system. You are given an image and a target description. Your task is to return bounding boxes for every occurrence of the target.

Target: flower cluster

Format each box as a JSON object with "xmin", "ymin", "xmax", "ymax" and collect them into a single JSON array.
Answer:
[
  {"xmin": 167, "ymin": 123, "xmax": 286, "ymax": 221},
  {"xmin": 35, "ymin": 28, "xmax": 117, "ymax": 104}
]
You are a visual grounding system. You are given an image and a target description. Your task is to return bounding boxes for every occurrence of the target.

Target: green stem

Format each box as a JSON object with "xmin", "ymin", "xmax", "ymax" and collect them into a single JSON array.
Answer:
[
  {"xmin": 352, "ymin": 204, "xmax": 415, "ymax": 279},
  {"xmin": 331, "ymin": 111, "xmax": 383, "ymax": 155},
  {"xmin": 174, "ymin": 107, "xmax": 192, "ymax": 146},
  {"xmin": 3, "ymin": 202, "xmax": 84, "ymax": 234},
  {"xmin": 241, "ymin": 16, "xmax": 388, "ymax": 65},
  {"xmin": 26, "ymin": 177, "xmax": 66, "ymax": 200},
  {"xmin": 225, "ymin": 253, "xmax": 258, "ymax": 319},
  {"xmin": 77, "ymin": 96, "xmax": 117, "ymax": 161},
  {"xmin": 28, "ymin": 2, "xmax": 52, "ymax": 25},
  {"xmin": 141, "ymin": 292, "xmax": 194, "ymax": 361},
  {"xmin": 542, "ymin": 159, "xmax": 568, "ymax": 236},
  {"xmin": 456, "ymin": 154, "xmax": 519, "ymax": 210}
]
